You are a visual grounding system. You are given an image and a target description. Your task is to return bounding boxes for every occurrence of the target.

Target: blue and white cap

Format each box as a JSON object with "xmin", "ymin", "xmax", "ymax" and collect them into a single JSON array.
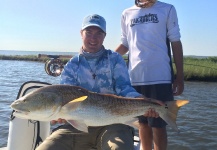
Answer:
[{"xmin": 81, "ymin": 14, "xmax": 106, "ymax": 33}]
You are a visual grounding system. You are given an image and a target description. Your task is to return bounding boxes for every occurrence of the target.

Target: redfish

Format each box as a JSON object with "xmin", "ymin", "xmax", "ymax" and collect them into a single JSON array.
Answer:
[{"xmin": 11, "ymin": 85, "xmax": 189, "ymax": 132}]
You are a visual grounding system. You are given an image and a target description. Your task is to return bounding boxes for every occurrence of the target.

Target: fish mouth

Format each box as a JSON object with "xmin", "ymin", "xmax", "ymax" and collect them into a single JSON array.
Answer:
[
  {"xmin": 13, "ymin": 110, "xmax": 30, "ymax": 119},
  {"xmin": 13, "ymin": 108, "xmax": 30, "ymax": 115}
]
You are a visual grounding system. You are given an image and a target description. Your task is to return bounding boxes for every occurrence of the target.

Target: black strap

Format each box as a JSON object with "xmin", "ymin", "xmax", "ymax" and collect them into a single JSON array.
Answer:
[
  {"xmin": 166, "ymin": 38, "xmax": 174, "ymax": 82},
  {"xmin": 33, "ymin": 121, "xmax": 43, "ymax": 150},
  {"xmin": 167, "ymin": 6, "xmax": 175, "ymax": 82}
]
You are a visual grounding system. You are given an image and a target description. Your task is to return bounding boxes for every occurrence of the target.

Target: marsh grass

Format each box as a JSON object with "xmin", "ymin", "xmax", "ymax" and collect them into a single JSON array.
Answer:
[
  {"xmin": 1, "ymin": 55, "xmax": 217, "ymax": 81},
  {"xmin": 0, "ymin": 55, "xmax": 46, "ymax": 62},
  {"xmin": 181, "ymin": 57, "xmax": 217, "ymax": 81}
]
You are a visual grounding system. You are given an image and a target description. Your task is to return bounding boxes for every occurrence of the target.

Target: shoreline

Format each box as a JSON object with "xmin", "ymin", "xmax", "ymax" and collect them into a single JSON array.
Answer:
[{"xmin": 1, "ymin": 55, "xmax": 217, "ymax": 82}]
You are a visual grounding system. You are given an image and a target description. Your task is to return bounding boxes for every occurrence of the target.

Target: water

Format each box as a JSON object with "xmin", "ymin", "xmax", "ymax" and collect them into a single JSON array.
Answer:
[
  {"xmin": 0, "ymin": 50, "xmax": 77, "ymax": 56},
  {"xmin": 167, "ymin": 82, "xmax": 217, "ymax": 149},
  {"xmin": 0, "ymin": 60, "xmax": 60, "ymax": 147},
  {"xmin": 0, "ymin": 59, "xmax": 217, "ymax": 149}
]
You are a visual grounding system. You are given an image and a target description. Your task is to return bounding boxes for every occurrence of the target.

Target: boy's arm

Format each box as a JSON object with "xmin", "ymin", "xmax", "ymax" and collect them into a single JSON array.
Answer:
[
  {"xmin": 115, "ymin": 44, "xmax": 129, "ymax": 55},
  {"xmin": 171, "ymin": 41, "xmax": 184, "ymax": 96}
]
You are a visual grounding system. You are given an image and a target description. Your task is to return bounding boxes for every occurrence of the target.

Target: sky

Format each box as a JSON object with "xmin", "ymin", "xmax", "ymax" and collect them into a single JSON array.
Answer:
[{"xmin": 0, "ymin": 0, "xmax": 217, "ymax": 56}]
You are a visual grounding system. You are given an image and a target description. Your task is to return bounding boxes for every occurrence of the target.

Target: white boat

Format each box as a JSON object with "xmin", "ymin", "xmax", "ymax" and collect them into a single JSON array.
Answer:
[{"xmin": 1, "ymin": 81, "xmax": 141, "ymax": 150}]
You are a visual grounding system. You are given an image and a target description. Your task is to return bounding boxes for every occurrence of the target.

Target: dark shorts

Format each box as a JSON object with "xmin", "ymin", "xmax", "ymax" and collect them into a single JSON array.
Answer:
[
  {"xmin": 36, "ymin": 124, "xmax": 135, "ymax": 150},
  {"xmin": 133, "ymin": 84, "xmax": 174, "ymax": 128}
]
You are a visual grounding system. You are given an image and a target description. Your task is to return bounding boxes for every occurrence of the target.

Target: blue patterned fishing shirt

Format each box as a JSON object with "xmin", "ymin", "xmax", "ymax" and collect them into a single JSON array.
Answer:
[{"xmin": 60, "ymin": 48, "xmax": 141, "ymax": 98}]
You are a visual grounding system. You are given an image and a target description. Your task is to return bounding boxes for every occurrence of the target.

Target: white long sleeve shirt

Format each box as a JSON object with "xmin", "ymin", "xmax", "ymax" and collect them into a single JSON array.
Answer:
[{"xmin": 121, "ymin": 1, "xmax": 181, "ymax": 85}]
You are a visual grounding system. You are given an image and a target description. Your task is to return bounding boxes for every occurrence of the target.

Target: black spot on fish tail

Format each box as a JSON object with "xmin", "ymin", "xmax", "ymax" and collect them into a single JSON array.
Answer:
[{"xmin": 165, "ymin": 104, "xmax": 168, "ymax": 109}]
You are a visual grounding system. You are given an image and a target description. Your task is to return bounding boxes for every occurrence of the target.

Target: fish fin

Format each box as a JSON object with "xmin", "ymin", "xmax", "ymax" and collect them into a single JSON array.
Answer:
[
  {"xmin": 62, "ymin": 96, "xmax": 88, "ymax": 111},
  {"xmin": 132, "ymin": 120, "xmax": 140, "ymax": 129},
  {"xmin": 161, "ymin": 100, "xmax": 189, "ymax": 132},
  {"xmin": 70, "ymin": 96, "xmax": 88, "ymax": 103},
  {"xmin": 67, "ymin": 120, "xmax": 88, "ymax": 133},
  {"xmin": 125, "ymin": 118, "xmax": 140, "ymax": 129}
]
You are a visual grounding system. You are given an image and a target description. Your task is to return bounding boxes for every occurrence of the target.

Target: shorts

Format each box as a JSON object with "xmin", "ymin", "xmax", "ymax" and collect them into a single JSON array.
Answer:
[{"xmin": 133, "ymin": 84, "xmax": 174, "ymax": 128}]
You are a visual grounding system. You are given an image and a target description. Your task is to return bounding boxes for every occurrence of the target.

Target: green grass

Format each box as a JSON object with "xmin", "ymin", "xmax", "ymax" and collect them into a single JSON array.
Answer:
[
  {"xmin": 181, "ymin": 57, "xmax": 217, "ymax": 81},
  {"xmin": 1, "ymin": 55, "xmax": 217, "ymax": 82}
]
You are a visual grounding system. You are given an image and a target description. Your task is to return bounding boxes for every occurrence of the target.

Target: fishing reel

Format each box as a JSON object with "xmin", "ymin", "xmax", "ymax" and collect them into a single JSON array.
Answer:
[{"xmin": 44, "ymin": 55, "xmax": 64, "ymax": 77}]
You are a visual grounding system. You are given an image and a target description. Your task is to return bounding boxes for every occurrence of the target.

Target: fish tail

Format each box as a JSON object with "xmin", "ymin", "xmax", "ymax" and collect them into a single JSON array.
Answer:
[{"xmin": 160, "ymin": 100, "xmax": 189, "ymax": 132}]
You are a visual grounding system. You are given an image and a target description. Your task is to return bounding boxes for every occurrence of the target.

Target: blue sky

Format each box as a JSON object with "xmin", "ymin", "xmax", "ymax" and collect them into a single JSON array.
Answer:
[{"xmin": 0, "ymin": 0, "xmax": 217, "ymax": 56}]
